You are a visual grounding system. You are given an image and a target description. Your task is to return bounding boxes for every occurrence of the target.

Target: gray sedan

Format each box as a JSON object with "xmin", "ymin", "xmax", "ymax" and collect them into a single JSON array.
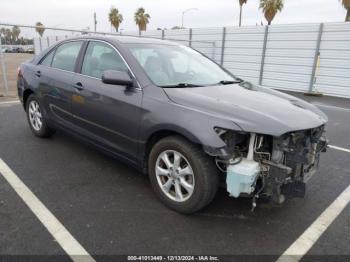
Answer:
[{"xmin": 17, "ymin": 36, "xmax": 328, "ymax": 213}]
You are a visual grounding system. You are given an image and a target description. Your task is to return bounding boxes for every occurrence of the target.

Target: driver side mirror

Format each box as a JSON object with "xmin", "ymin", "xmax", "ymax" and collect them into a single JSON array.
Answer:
[{"xmin": 102, "ymin": 70, "xmax": 133, "ymax": 87}]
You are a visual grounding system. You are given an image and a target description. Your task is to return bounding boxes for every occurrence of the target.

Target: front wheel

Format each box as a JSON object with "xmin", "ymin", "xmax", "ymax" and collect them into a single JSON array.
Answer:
[{"xmin": 148, "ymin": 136, "xmax": 219, "ymax": 214}]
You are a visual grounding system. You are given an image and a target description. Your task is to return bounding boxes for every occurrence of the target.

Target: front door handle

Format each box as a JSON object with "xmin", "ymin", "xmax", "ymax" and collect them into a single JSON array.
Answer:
[
  {"xmin": 35, "ymin": 70, "xmax": 41, "ymax": 77},
  {"xmin": 74, "ymin": 82, "xmax": 84, "ymax": 91}
]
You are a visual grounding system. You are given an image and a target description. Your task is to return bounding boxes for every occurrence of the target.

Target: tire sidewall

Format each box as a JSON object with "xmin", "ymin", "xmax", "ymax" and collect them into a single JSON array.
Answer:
[{"xmin": 26, "ymin": 95, "xmax": 49, "ymax": 137}]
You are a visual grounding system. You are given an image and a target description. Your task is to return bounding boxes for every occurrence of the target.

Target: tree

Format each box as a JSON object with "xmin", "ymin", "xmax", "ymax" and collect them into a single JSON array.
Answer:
[
  {"xmin": 35, "ymin": 22, "xmax": 45, "ymax": 37},
  {"xmin": 0, "ymin": 28, "xmax": 5, "ymax": 43},
  {"xmin": 5, "ymin": 28, "xmax": 12, "ymax": 44},
  {"xmin": 259, "ymin": 0, "xmax": 284, "ymax": 25},
  {"xmin": 239, "ymin": 0, "xmax": 248, "ymax": 27},
  {"xmin": 108, "ymin": 7, "xmax": 123, "ymax": 32},
  {"xmin": 134, "ymin": 7, "xmax": 151, "ymax": 32},
  {"xmin": 340, "ymin": 0, "xmax": 350, "ymax": 21},
  {"xmin": 12, "ymin": 26, "xmax": 21, "ymax": 43}
]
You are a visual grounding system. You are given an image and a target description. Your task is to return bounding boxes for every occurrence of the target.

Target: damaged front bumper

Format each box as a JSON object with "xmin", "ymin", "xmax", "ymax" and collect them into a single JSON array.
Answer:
[{"xmin": 207, "ymin": 125, "xmax": 328, "ymax": 209}]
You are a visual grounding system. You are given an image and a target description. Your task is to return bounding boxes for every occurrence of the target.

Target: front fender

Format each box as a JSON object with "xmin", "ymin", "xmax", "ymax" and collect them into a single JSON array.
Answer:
[{"xmin": 139, "ymin": 96, "xmax": 243, "ymax": 149}]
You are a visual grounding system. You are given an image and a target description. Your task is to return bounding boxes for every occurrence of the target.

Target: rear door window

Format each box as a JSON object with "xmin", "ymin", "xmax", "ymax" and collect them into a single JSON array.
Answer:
[
  {"xmin": 51, "ymin": 41, "xmax": 83, "ymax": 72},
  {"xmin": 81, "ymin": 41, "xmax": 128, "ymax": 79}
]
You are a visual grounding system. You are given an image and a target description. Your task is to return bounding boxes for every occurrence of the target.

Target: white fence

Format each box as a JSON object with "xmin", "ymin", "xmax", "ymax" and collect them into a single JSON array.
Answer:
[{"xmin": 28, "ymin": 22, "xmax": 350, "ymax": 98}]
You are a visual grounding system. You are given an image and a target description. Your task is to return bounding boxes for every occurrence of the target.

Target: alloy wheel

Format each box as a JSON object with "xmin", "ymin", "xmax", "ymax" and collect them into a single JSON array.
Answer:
[
  {"xmin": 28, "ymin": 100, "xmax": 43, "ymax": 131},
  {"xmin": 155, "ymin": 150, "xmax": 195, "ymax": 202}
]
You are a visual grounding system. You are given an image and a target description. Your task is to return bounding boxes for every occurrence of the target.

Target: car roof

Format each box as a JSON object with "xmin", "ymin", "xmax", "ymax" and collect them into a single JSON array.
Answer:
[
  {"xmin": 32, "ymin": 35, "xmax": 183, "ymax": 64},
  {"xmin": 66, "ymin": 35, "xmax": 180, "ymax": 46}
]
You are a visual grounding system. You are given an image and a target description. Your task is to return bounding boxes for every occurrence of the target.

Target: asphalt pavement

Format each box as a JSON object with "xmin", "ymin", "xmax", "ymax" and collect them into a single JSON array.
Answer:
[{"xmin": 0, "ymin": 94, "xmax": 349, "ymax": 262}]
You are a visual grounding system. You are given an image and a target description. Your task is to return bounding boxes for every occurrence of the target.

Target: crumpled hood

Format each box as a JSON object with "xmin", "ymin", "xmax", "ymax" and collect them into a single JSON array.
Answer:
[{"xmin": 163, "ymin": 83, "xmax": 328, "ymax": 136}]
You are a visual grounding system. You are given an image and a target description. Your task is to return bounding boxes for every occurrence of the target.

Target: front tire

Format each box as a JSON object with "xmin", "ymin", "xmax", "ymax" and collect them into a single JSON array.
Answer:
[
  {"xmin": 148, "ymin": 136, "xmax": 219, "ymax": 214},
  {"xmin": 26, "ymin": 94, "xmax": 55, "ymax": 138}
]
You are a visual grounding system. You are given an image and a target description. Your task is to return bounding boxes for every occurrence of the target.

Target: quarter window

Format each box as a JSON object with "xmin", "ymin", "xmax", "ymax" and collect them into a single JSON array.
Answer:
[
  {"xmin": 81, "ymin": 41, "xmax": 128, "ymax": 79},
  {"xmin": 51, "ymin": 41, "xmax": 83, "ymax": 72}
]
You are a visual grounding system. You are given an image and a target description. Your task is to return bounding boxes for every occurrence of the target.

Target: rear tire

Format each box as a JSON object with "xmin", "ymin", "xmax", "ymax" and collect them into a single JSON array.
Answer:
[
  {"xmin": 26, "ymin": 94, "xmax": 55, "ymax": 138},
  {"xmin": 148, "ymin": 136, "xmax": 219, "ymax": 214}
]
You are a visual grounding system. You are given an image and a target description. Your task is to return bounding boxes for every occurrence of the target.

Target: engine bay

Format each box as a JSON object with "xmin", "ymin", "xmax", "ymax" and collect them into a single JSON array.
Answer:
[{"xmin": 206, "ymin": 126, "xmax": 328, "ymax": 210}]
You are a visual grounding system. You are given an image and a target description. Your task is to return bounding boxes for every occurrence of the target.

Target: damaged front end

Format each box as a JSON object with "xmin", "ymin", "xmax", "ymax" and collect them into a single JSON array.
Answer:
[{"xmin": 204, "ymin": 126, "xmax": 328, "ymax": 210}]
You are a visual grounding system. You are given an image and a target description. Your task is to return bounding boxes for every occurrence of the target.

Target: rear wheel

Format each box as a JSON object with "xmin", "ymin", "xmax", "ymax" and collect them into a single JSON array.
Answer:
[
  {"xmin": 148, "ymin": 136, "xmax": 219, "ymax": 214},
  {"xmin": 26, "ymin": 94, "xmax": 55, "ymax": 138}
]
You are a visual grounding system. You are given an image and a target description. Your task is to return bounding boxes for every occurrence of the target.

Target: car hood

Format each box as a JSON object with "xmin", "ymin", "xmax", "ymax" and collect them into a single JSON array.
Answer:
[{"xmin": 163, "ymin": 83, "xmax": 328, "ymax": 136}]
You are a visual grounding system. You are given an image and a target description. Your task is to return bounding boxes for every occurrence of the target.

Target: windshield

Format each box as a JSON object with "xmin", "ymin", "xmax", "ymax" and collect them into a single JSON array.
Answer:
[{"xmin": 126, "ymin": 43, "xmax": 238, "ymax": 87}]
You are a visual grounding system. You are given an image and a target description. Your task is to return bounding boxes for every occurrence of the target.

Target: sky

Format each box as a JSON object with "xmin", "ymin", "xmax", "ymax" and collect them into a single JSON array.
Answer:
[{"xmin": 0, "ymin": 0, "xmax": 348, "ymax": 36}]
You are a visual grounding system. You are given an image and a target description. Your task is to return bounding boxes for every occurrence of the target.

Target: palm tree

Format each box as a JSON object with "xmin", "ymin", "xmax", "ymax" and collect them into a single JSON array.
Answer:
[
  {"xmin": 5, "ymin": 28, "xmax": 12, "ymax": 44},
  {"xmin": 238, "ymin": 0, "xmax": 248, "ymax": 27},
  {"xmin": 108, "ymin": 7, "xmax": 123, "ymax": 32},
  {"xmin": 35, "ymin": 22, "xmax": 45, "ymax": 37},
  {"xmin": 134, "ymin": 7, "xmax": 151, "ymax": 32},
  {"xmin": 259, "ymin": 0, "xmax": 284, "ymax": 25},
  {"xmin": 12, "ymin": 26, "xmax": 21, "ymax": 43},
  {"xmin": 0, "ymin": 28, "xmax": 5, "ymax": 43},
  {"xmin": 340, "ymin": 0, "xmax": 350, "ymax": 21}
]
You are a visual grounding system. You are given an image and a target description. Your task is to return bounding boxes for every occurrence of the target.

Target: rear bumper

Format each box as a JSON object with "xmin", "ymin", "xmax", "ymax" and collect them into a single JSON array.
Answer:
[{"xmin": 17, "ymin": 79, "xmax": 25, "ymax": 105}]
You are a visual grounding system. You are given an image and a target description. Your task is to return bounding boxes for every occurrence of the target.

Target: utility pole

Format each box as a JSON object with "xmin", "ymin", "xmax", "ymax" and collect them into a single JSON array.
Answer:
[
  {"xmin": 94, "ymin": 12, "xmax": 97, "ymax": 32},
  {"xmin": 181, "ymin": 8, "xmax": 198, "ymax": 29}
]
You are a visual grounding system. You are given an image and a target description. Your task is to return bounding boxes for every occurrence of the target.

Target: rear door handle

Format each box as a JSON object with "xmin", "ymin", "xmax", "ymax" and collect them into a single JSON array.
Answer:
[
  {"xmin": 35, "ymin": 70, "xmax": 41, "ymax": 77},
  {"xmin": 74, "ymin": 82, "xmax": 84, "ymax": 91}
]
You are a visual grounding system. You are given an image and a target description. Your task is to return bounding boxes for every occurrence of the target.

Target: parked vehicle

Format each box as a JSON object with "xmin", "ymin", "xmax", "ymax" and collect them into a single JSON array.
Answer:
[
  {"xmin": 26, "ymin": 47, "xmax": 35, "ymax": 54},
  {"xmin": 17, "ymin": 36, "xmax": 328, "ymax": 213},
  {"xmin": 10, "ymin": 47, "xmax": 25, "ymax": 53},
  {"xmin": 1, "ymin": 47, "xmax": 9, "ymax": 53},
  {"xmin": 6, "ymin": 47, "xmax": 16, "ymax": 53}
]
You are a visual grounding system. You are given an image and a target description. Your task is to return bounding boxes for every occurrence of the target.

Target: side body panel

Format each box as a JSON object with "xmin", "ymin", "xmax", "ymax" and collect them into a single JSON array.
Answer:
[
  {"xmin": 40, "ymin": 67, "xmax": 76, "ymax": 125},
  {"xmin": 135, "ymin": 85, "xmax": 242, "ymax": 169},
  {"xmin": 71, "ymin": 74, "xmax": 143, "ymax": 163}
]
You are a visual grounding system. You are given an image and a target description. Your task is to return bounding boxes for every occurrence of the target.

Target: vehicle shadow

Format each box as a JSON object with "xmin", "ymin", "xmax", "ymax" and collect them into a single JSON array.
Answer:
[{"xmin": 51, "ymin": 129, "xmax": 294, "ymax": 220}]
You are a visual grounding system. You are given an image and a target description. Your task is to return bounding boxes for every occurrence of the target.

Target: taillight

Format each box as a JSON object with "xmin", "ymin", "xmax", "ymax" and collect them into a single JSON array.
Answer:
[{"xmin": 17, "ymin": 67, "xmax": 22, "ymax": 78}]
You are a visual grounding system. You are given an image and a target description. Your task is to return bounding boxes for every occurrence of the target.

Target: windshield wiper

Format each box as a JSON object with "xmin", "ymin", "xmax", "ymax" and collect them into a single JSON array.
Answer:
[
  {"xmin": 218, "ymin": 79, "xmax": 243, "ymax": 85},
  {"xmin": 160, "ymin": 80, "xmax": 243, "ymax": 88},
  {"xmin": 160, "ymin": 83, "xmax": 203, "ymax": 88}
]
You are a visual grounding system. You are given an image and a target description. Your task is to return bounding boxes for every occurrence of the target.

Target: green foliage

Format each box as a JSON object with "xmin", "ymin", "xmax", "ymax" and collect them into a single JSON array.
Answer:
[
  {"xmin": 340, "ymin": 0, "xmax": 350, "ymax": 21},
  {"xmin": 341, "ymin": 0, "xmax": 350, "ymax": 9},
  {"xmin": 12, "ymin": 26, "xmax": 21, "ymax": 41},
  {"xmin": 259, "ymin": 0, "xmax": 284, "ymax": 25},
  {"xmin": 0, "ymin": 26, "xmax": 32, "ymax": 44},
  {"xmin": 239, "ymin": 0, "xmax": 248, "ymax": 6},
  {"xmin": 134, "ymin": 7, "xmax": 151, "ymax": 32},
  {"xmin": 238, "ymin": 0, "xmax": 248, "ymax": 26},
  {"xmin": 35, "ymin": 22, "xmax": 45, "ymax": 37},
  {"xmin": 109, "ymin": 7, "xmax": 123, "ymax": 32}
]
